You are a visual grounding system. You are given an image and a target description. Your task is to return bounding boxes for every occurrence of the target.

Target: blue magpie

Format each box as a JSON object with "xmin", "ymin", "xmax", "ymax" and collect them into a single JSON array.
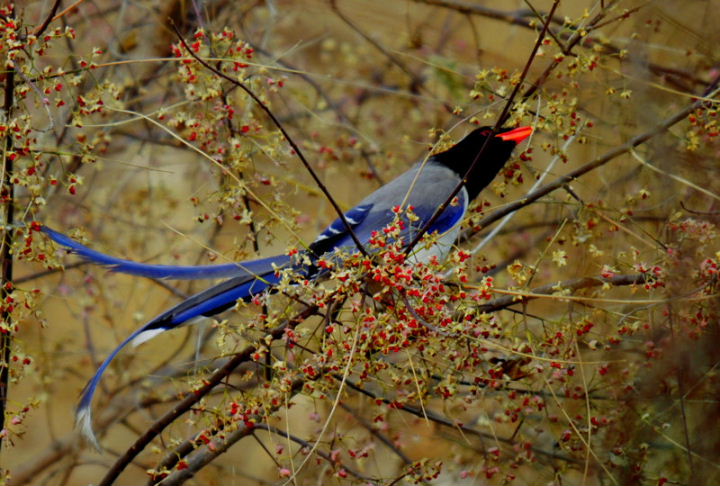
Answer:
[{"xmin": 43, "ymin": 124, "xmax": 532, "ymax": 446}]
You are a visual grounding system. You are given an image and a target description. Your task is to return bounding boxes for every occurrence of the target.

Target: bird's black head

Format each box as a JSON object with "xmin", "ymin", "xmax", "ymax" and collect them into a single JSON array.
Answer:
[{"xmin": 431, "ymin": 125, "xmax": 532, "ymax": 200}]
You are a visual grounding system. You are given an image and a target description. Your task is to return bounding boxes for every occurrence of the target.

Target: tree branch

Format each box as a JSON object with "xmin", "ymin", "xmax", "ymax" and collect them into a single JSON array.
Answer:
[
  {"xmin": 169, "ymin": 22, "xmax": 369, "ymax": 256},
  {"xmin": 473, "ymin": 81, "xmax": 720, "ymax": 233},
  {"xmin": 98, "ymin": 303, "xmax": 321, "ymax": 486},
  {"xmin": 477, "ymin": 274, "xmax": 649, "ymax": 313},
  {"xmin": 0, "ymin": 4, "xmax": 16, "ymax": 456}
]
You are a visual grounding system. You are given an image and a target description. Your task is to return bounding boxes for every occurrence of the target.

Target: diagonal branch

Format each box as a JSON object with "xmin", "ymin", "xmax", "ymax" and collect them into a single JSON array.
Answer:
[
  {"xmin": 472, "ymin": 81, "xmax": 720, "ymax": 233},
  {"xmin": 169, "ymin": 22, "xmax": 368, "ymax": 256},
  {"xmin": 476, "ymin": 274, "xmax": 649, "ymax": 313},
  {"xmin": 338, "ymin": 374, "xmax": 580, "ymax": 464},
  {"xmin": 98, "ymin": 303, "xmax": 322, "ymax": 486}
]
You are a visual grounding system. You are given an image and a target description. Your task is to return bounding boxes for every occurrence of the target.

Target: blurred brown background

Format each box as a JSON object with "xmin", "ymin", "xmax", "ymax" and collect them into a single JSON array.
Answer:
[{"xmin": 7, "ymin": 0, "xmax": 720, "ymax": 485}]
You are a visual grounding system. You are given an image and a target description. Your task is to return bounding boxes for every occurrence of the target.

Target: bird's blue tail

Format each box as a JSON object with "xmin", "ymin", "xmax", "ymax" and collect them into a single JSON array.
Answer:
[
  {"xmin": 43, "ymin": 226, "xmax": 291, "ymax": 446},
  {"xmin": 42, "ymin": 225, "xmax": 288, "ymax": 280},
  {"xmin": 75, "ymin": 325, "xmax": 150, "ymax": 450},
  {"xmin": 75, "ymin": 266, "xmax": 284, "ymax": 447}
]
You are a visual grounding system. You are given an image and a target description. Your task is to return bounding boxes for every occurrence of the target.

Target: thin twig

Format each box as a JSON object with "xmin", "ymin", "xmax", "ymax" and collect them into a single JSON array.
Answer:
[
  {"xmin": 254, "ymin": 424, "xmax": 379, "ymax": 484},
  {"xmin": 338, "ymin": 402, "xmax": 413, "ymax": 465},
  {"xmin": 14, "ymin": 261, "xmax": 85, "ymax": 284},
  {"xmin": 31, "ymin": 0, "xmax": 63, "ymax": 37},
  {"xmin": 169, "ymin": 22, "xmax": 368, "ymax": 256},
  {"xmin": 667, "ymin": 304, "xmax": 695, "ymax": 483}
]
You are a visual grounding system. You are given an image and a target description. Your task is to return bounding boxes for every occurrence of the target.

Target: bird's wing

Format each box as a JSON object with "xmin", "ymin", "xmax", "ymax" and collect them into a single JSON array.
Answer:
[
  {"xmin": 404, "ymin": 189, "xmax": 468, "ymax": 238},
  {"xmin": 308, "ymin": 203, "xmax": 374, "ymax": 255},
  {"xmin": 309, "ymin": 162, "xmax": 468, "ymax": 253},
  {"xmin": 42, "ymin": 225, "xmax": 290, "ymax": 280}
]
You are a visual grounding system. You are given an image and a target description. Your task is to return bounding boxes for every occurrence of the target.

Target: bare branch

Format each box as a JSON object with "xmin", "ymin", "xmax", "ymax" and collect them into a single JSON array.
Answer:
[{"xmin": 477, "ymin": 274, "xmax": 649, "ymax": 313}]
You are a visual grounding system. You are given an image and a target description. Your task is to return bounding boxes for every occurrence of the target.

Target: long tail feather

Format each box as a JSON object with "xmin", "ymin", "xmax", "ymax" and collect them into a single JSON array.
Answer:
[
  {"xmin": 43, "ymin": 225, "xmax": 290, "ymax": 280},
  {"xmin": 75, "ymin": 324, "xmax": 150, "ymax": 450},
  {"xmin": 75, "ymin": 269, "xmax": 283, "ymax": 447}
]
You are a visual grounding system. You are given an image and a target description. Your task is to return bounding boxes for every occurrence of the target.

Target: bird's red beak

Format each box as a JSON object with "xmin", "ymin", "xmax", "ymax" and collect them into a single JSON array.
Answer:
[{"xmin": 496, "ymin": 126, "xmax": 533, "ymax": 143}]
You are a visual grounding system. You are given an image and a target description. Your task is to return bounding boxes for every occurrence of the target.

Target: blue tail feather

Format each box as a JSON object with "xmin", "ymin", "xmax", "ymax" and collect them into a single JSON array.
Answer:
[
  {"xmin": 42, "ymin": 225, "xmax": 289, "ymax": 280},
  {"xmin": 74, "ymin": 267, "xmax": 281, "ymax": 447},
  {"xmin": 166, "ymin": 271, "xmax": 282, "ymax": 324},
  {"xmin": 76, "ymin": 324, "xmax": 153, "ymax": 449}
]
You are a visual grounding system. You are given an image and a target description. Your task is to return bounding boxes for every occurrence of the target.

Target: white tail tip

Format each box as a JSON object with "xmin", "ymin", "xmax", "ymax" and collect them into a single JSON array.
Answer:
[
  {"xmin": 76, "ymin": 406, "xmax": 102, "ymax": 451},
  {"xmin": 129, "ymin": 328, "xmax": 165, "ymax": 347}
]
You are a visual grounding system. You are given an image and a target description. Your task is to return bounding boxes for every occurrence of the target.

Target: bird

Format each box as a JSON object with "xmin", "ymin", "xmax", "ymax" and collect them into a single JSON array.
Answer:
[{"xmin": 42, "ymin": 124, "xmax": 532, "ymax": 447}]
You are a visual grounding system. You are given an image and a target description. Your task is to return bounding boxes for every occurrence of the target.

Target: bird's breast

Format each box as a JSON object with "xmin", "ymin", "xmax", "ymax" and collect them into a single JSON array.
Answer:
[{"xmin": 408, "ymin": 224, "xmax": 462, "ymax": 264}]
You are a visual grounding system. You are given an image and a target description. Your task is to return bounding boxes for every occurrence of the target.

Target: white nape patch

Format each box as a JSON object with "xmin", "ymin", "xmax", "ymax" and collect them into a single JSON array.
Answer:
[
  {"xmin": 76, "ymin": 407, "xmax": 102, "ymax": 451},
  {"xmin": 130, "ymin": 329, "xmax": 165, "ymax": 348}
]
